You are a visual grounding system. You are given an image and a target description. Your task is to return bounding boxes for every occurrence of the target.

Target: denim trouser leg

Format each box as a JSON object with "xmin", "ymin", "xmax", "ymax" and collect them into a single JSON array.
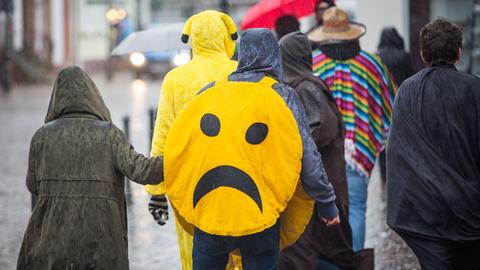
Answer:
[
  {"xmin": 193, "ymin": 223, "xmax": 280, "ymax": 270},
  {"xmin": 239, "ymin": 223, "xmax": 280, "ymax": 270},
  {"xmin": 347, "ymin": 168, "xmax": 368, "ymax": 251},
  {"xmin": 193, "ymin": 228, "xmax": 230, "ymax": 270}
]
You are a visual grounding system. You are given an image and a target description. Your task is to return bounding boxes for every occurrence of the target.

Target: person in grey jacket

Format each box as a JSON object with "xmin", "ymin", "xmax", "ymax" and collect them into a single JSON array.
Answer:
[
  {"xmin": 192, "ymin": 28, "xmax": 340, "ymax": 270},
  {"xmin": 17, "ymin": 66, "xmax": 164, "ymax": 270}
]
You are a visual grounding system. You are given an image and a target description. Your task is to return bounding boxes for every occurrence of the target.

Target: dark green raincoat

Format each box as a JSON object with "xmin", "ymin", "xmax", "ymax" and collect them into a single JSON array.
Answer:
[{"xmin": 17, "ymin": 66, "xmax": 164, "ymax": 270}]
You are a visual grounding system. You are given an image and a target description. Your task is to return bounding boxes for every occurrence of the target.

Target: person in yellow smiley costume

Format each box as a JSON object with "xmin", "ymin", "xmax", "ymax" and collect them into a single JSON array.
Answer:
[
  {"xmin": 164, "ymin": 28, "xmax": 340, "ymax": 270},
  {"xmin": 145, "ymin": 10, "xmax": 238, "ymax": 270}
]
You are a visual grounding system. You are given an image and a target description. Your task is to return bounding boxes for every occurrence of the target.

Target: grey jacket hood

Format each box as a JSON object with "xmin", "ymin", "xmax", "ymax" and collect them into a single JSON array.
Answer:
[
  {"xmin": 229, "ymin": 28, "xmax": 282, "ymax": 82},
  {"xmin": 45, "ymin": 66, "xmax": 111, "ymax": 123}
]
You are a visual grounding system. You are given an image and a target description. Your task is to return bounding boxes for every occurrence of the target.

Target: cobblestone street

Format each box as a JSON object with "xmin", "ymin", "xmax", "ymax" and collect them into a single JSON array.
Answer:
[{"xmin": 0, "ymin": 72, "xmax": 419, "ymax": 270}]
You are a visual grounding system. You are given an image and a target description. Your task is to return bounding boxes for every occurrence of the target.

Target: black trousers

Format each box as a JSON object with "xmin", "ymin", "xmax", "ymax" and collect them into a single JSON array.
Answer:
[{"xmin": 398, "ymin": 232, "xmax": 480, "ymax": 270}]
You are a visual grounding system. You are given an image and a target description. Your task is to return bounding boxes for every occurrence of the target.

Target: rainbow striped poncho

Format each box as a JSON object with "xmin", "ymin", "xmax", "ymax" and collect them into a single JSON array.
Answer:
[{"xmin": 312, "ymin": 49, "xmax": 397, "ymax": 177}]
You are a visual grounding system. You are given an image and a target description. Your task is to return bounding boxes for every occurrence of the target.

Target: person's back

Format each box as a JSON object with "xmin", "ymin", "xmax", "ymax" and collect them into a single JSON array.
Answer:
[
  {"xmin": 375, "ymin": 27, "xmax": 415, "ymax": 183},
  {"xmin": 144, "ymin": 10, "xmax": 239, "ymax": 270},
  {"xmin": 387, "ymin": 19, "xmax": 480, "ymax": 270},
  {"xmin": 159, "ymin": 10, "xmax": 237, "ymax": 116},
  {"xmin": 162, "ymin": 53, "xmax": 237, "ymax": 117},
  {"xmin": 310, "ymin": 9, "xmax": 396, "ymax": 178},
  {"xmin": 387, "ymin": 63, "xmax": 480, "ymax": 239},
  {"xmin": 376, "ymin": 27, "xmax": 415, "ymax": 87},
  {"xmin": 17, "ymin": 66, "xmax": 163, "ymax": 270},
  {"xmin": 163, "ymin": 28, "xmax": 339, "ymax": 270},
  {"xmin": 146, "ymin": 10, "xmax": 238, "ymax": 193},
  {"xmin": 278, "ymin": 31, "xmax": 374, "ymax": 270},
  {"xmin": 309, "ymin": 7, "xmax": 396, "ymax": 252}
]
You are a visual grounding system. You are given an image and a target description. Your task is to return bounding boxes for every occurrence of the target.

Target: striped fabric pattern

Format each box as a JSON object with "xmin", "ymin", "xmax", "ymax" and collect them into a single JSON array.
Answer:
[{"xmin": 312, "ymin": 49, "xmax": 397, "ymax": 176}]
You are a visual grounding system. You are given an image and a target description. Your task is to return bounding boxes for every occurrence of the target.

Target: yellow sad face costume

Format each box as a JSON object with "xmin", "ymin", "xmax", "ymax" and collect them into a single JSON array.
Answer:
[{"xmin": 164, "ymin": 77, "xmax": 305, "ymax": 237}]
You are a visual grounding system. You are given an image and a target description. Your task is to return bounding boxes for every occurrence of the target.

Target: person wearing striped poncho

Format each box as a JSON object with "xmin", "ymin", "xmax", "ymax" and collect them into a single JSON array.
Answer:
[{"xmin": 308, "ymin": 7, "xmax": 397, "ymax": 253}]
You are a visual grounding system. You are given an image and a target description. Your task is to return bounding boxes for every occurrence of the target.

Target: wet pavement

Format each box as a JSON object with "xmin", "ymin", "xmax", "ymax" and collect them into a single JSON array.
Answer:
[
  {"xmin": 0, "ymin": 72, "xmax": 180, "ymax": 270},
  {"xmin": 365, "ymin": 168, "xmax": 420, "ymax": 269},
  {"xmin": 0, "ymin": 72, "xmax": 418, "ymax": 269}
]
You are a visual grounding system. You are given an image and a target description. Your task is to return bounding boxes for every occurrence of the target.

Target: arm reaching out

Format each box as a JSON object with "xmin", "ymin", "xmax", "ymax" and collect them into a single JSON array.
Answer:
[{"xmin": 111, "ymin": 125, "xmax": 164, "ymax": 185}]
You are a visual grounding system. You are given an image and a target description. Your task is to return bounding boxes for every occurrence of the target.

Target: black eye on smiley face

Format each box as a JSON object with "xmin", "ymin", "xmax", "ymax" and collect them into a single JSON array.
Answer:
[
  {"xmin": 200, "ymin": 113, "xmax": 220, "ymax": 137},
  {"xmin": 200, "ymin": 113, "xmax": 268, "ymax": 144}
]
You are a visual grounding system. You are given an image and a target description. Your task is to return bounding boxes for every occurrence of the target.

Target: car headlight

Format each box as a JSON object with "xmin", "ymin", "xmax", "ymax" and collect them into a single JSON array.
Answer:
[
  {"xmin": 172, "ymin": 52, "xmax": 190, "ymax": 67},
  {"xmin": 129, "ymin": 52, "xmax": 146, "ymax": 67}
]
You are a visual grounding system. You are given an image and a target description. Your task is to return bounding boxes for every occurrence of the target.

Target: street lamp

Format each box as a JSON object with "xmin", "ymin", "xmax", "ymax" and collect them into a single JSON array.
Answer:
[{"xmin": 106, "ymin": 8, "xmax": 119, "ymax": 24}]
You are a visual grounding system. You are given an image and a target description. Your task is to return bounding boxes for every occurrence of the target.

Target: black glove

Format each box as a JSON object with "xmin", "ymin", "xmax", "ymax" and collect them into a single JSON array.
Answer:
[{"xmin": 148, "ymin": 195, "xmax": 169, "ymax": 226}]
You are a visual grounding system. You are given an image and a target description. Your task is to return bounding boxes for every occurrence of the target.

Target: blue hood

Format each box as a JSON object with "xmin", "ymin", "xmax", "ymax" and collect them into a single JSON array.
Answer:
[{"xmin": 229, "ymin": 28, "xmax": 282, "ymax": 82}]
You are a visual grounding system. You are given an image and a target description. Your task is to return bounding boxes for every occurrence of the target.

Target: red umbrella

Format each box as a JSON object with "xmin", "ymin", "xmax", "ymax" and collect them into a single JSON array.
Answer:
[{"xmin": 241, "ymin": 0, "xmax": 319, "ymax": 30}]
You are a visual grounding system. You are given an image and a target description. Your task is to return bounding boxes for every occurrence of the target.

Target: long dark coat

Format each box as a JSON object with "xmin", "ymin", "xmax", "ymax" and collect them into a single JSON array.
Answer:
[
  {"xmin": 387, "ymin": 64, "xmax": 480, "ymax": 242},
  {"xmin": 278, "ymin": 32, "xmax": 373, "ymax": 270},
  {"xmin": 376, "ymin": 27, "xmax": 415, "ymax": 87},
  {"xmin": 17, "ymin": 66, "xmax": 164, "ymax": 270}
]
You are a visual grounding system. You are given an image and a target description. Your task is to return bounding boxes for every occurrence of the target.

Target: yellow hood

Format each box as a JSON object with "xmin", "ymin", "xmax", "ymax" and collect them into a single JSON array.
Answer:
[
  {"xmin": 181, "ymin": 10, "xmax": 237, "ymax": 58},
  {"xmin": 145, "ymin": 10, "xmax": 238, "ymax": 197}
]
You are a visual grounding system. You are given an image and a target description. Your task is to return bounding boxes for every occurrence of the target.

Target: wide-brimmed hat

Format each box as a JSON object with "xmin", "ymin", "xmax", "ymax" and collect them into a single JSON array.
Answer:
[{"xmin": 308, "ymin": 7, "xmax": 366, "ymax": 43}]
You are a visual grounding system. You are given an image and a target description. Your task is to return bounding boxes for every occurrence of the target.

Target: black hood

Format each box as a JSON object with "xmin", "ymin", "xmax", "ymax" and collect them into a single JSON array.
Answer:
[
  {"xmin": 279, "ymin": 31, "xmax": 313, "ymax": 85},
  {"xmin": 45, "ymin": 66, "xmax": 111, "ymax": 123},
  {"xmin": 378, "ymin": 27, "xmax": 405, "ymax": 50}
]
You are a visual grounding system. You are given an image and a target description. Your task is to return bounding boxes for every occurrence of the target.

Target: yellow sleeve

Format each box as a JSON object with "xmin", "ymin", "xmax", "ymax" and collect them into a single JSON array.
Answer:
[{"xmin": 145, "ymin": 75, "xmax": 175, "ymax": 195}]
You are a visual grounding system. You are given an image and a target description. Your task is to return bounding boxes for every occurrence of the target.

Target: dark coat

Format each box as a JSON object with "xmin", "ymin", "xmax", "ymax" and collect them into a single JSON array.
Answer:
[
  {"xmin": 279, "ymin": 31, "xmax": 347, "ymax": 216},
  {"xmin": 17, "ymin": 66, "xmax": 164, "ymax": 270},
  {"xmin": 278, "ymin": 32, "xmax": 373, "ymax": 270},
  {"xmin": 376, "ymin": 27, "xmax": 415, "ymax": 87},
  {"xmin": 387, "ymin": 64, "xmax": 480, "ymax": 242}
]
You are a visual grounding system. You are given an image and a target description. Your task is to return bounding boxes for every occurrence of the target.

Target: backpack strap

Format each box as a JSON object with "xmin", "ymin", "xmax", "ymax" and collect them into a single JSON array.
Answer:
[{"xmin": 258, "ymin": 76, "xmax": 278, "ymax": 88}]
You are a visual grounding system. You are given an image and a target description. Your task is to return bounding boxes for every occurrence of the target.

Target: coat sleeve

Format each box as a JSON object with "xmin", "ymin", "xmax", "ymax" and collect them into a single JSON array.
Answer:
[
  {"xmin": 26, "ymin": 134, "xmax": 38, "ymax": 195},
  {"xmin": 145, "ymin": 76, "xmax": 175, "ymax": 195},
  {"xmin": 277, "ymin": 84, "xmax": 338, "ymax": 218},
  {"xmin": 111, "ymin": 125, "xmax": 164, "ymax": 185}
]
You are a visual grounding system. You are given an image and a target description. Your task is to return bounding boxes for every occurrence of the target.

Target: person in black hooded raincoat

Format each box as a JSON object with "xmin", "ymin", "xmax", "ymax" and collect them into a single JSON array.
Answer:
[
  {"xmin": 376, "ymin": 27, "xmax": 415, "ymax": 183},
  {"xmin": 387, "ymin": 19, "xmax": 480, "ymax": 270},
  {"xmin": 17, "ymin": 66, "xmax": 164, "ymax": 270},
  {"xmin": 376, "ymin": 27, "xmax": 415, "ymax": 87},
  {"xmin": 278, "ymin": 31, "xmax": 373, "ymax": 270}
]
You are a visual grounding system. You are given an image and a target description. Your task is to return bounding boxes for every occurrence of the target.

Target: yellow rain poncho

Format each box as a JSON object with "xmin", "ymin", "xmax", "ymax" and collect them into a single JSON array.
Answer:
[{"xmin": 145, "ymin": 10, "xmax": 238, "ymax": 270}]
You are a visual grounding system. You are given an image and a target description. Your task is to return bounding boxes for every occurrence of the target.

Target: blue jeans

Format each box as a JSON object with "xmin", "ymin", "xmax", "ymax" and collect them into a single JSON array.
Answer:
[
  {"xmin": 193, "ymin": 223, "xmax": 280, "ymax": 270},
  {"xmin": 347, "ymin": 167, "xmax": 368, "ymax": 252}
]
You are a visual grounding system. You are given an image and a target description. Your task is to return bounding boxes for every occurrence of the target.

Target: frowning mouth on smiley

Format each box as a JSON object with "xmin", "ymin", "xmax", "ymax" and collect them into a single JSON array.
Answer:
[
  {"xmin": 193, "ymin": 165, "xmax": 263, "ymax": 212},
  {"xmin": 192, "ymin": 113, "xmax": 269, "ymax": 212}
]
